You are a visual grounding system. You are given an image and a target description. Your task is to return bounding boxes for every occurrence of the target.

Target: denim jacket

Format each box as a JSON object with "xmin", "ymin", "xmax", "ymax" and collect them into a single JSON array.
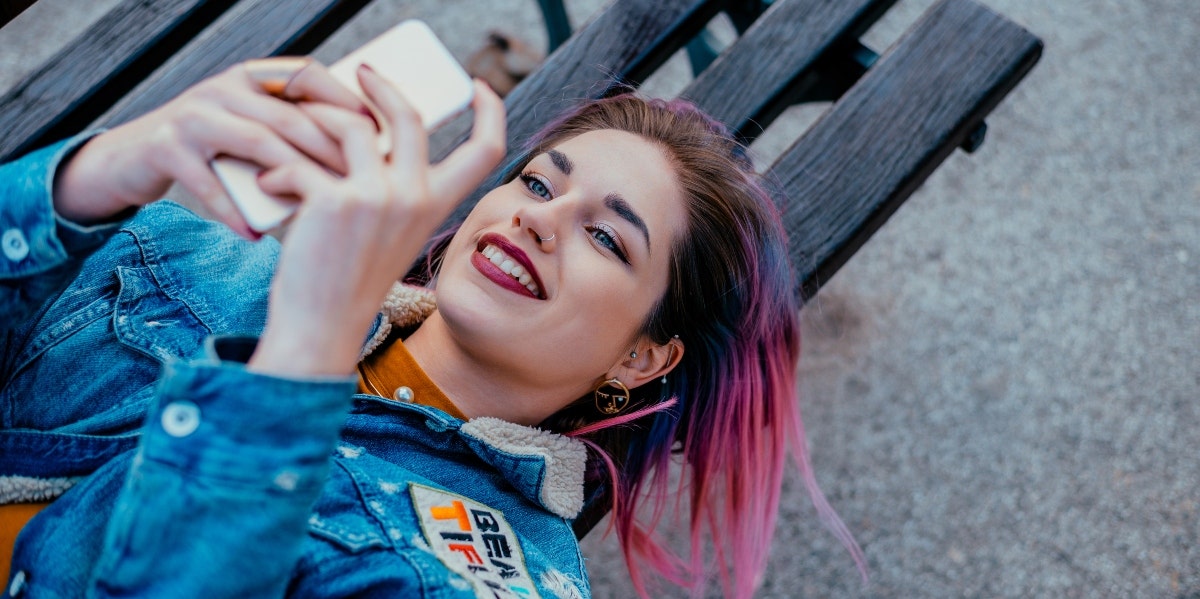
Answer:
[{"xmin": 0, "ymin": 137, "xmax": 590, "ymax": 599}]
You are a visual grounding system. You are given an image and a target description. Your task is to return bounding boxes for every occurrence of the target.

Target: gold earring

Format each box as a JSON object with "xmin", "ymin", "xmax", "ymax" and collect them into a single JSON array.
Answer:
[{"xmin": 593, "ymin": 378, "xmax": 631, "ymax": 415}]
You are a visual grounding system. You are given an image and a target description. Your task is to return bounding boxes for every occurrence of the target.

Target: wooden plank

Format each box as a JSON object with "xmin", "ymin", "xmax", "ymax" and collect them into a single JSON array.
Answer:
[
  {"xmin": 769, "ymin": 0, "xmax": 1042, "ymax": 300},
  {"xmin": 681, "ymin": 0, "xmax": 896, "ymax": 142},
  {"xmin": 429, "ymin": 0, "xmax": 719, "ymax": 229},
  {"xmin": 95, "ymin": 0, "xmax": 373, "ymax": 129},
  {"xmin": 0, "ymin": 0, "xmax": 236, "ymax": 163}
]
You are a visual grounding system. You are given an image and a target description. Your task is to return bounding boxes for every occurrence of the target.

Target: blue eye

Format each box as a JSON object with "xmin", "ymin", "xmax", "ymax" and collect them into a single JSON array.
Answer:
[
  {"xmin": 519, "ymin": 173, "xmax": 552, "ymax": 200},
  {"xmin": 588, "ymin": 224, "xmax": 629, "ymax": 264}
]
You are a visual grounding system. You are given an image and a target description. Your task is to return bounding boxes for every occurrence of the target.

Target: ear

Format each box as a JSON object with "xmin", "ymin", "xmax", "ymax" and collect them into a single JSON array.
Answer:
[{"xmin": 606, "ymin": 337, "xmax": 684, "ymax": 390}]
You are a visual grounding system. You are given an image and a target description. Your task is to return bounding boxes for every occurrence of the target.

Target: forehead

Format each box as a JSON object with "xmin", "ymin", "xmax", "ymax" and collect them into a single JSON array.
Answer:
[{"xmin": 543, "ymin": 129, "xmax": 685, "ymax": 241}]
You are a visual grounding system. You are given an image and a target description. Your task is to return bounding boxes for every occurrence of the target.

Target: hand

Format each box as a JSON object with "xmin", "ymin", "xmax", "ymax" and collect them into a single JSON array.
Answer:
[
  {"xmin": 247, "ymin": 70, "xmax": 506, "ymax": 378},
  {"xmin": 52, "ymin": 59, "xmax": 367, "ymax": 238}
]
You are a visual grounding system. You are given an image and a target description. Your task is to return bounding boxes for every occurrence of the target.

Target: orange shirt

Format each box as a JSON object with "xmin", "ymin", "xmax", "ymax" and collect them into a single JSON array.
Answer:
[{"xmin": 357, "ymin": 336, "xmax": 468, "ymax": 421}]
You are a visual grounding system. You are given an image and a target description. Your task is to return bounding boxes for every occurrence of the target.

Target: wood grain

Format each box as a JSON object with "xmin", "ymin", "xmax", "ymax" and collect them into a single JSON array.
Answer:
[
  {"xmin": 95, "ymin": 0, "xmax": 372, "ymax": 129},
  {"xmin": 0, "ymin": 0, "xmax": 235, "ymax": 162},
  {"xmin": 683, "ymin": 0, "xmax": 895, "ymax": 141},
  {"xmin": 769, "ymin": 0, "xmax": 1042, "ymax": 300}
]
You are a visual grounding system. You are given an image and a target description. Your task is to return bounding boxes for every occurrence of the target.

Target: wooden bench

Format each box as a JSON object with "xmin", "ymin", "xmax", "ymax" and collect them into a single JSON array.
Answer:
[{"xmin": 0, "ymin": 0, "xmax": 1041, "ymax": 543}]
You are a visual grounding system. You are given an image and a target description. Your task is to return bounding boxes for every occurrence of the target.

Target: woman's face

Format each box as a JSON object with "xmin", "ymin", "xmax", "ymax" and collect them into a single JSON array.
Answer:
[{"xmin": 434, "ymin": 129, "xmax": 687, "ymax": 418}]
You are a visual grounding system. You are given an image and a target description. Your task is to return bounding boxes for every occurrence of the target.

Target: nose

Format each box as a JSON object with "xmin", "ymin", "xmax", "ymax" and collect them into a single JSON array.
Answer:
[{"xmin": 512, "ymin": 204, "xmax": 558, "ymax": 251}]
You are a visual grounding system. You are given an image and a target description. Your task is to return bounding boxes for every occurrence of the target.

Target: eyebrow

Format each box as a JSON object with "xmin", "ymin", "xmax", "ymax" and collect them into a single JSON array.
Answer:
[
  {"xmin": 605, "ymin": 193, "xmax": 651, "ymax": 255},
  {"xmin": 547, "ymin": 149, "xmax": 573, "ymax": 176},
  {"xmin": 544, "ymin": 149, "xmax": 651, "ymax": 255}
]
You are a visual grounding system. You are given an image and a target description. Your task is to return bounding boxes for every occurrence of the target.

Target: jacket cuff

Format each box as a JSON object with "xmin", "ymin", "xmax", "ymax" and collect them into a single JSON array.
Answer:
[
  {"xmin": 0, "ymin": 131, "xmax": 128, "ymax": 279},
  {"xmin": 141, "ymin": 349, "xmax": 357, "ymax": 491}
]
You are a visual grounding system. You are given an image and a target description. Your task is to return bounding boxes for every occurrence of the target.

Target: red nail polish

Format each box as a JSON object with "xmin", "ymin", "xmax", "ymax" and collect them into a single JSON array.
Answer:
[
  {"xmin": 256, "ymin": 170, "xmax": 267, "ymax": 180},
  {"xmin": 358, "ymin": 62, "xmax": 375, "ymax": 74},
  {"xmin": 360, "ymin": 106, "xmax": 380, "ymax": 131}
]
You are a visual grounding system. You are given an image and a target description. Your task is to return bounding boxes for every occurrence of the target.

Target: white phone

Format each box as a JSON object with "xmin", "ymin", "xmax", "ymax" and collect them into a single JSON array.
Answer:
[{"xmin": 213, "ymin": 20, "xmax": 475, "ymax": 232}]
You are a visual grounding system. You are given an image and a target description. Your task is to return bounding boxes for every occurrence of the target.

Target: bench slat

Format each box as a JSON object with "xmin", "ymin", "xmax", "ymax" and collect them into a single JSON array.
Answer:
[
  {"xmin": 683, "ymin": 0, "xmax": 896, "ymax": 141},
  {"xmin": 0, "ymin": 0, "xmax": 235, "ymax": 163},
  {"xmin": 769, "ymin": 0, "xmax": 1042, "ymax": 300},
  {"xmin": 95, "ymin": 0, "xmax": 372, "ymax": 129}
]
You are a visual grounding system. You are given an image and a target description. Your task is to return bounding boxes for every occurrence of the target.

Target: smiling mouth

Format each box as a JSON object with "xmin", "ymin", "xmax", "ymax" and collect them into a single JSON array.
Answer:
[{"xmin": 479, "ymin": 244, "xmax": 542, "ymax": 297}]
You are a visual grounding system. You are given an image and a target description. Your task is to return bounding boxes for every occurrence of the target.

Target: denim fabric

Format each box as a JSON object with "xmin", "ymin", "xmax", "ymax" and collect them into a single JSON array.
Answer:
[{"xmin": 0, "ymin": 139, "xmax": 590, "ymax": 598}]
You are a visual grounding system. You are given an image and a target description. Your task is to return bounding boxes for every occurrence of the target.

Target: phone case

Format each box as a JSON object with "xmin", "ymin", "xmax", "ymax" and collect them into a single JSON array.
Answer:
[{"xmin": 215, "ymin": 20, "xmax": 475, "ymax": 232}]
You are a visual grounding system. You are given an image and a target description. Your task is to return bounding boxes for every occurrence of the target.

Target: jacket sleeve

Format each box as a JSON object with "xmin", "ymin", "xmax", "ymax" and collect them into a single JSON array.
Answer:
[
  {"xmin": 0, "ymin": 134, "xmax": 133, "ymax": 327},
  {"xmin": 90, "ymin": 336, "xmax": 356, "ymax": 598}
]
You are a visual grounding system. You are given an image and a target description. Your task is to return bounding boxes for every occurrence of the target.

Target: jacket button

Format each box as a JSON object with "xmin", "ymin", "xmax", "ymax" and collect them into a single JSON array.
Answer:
[
  {"xmin": 161, "ymin": 401, "xmax": 201, "ymax": 437},
  {"xmin": 7, "ymin": 570, "xmax": 26, "ymax": 597},
  {"xmin": 2, "ymin": 229, "xmax": 29, "ymax": 262}
]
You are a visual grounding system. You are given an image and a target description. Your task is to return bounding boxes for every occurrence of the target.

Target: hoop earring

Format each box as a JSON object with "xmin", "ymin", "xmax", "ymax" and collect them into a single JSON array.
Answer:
[{"xmin": 593, "ymin": 378, "xmax": 631, "ymax": 415}]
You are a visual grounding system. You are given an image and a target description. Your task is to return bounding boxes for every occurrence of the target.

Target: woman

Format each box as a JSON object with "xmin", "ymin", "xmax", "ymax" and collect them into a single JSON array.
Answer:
[{"xmin": 0, "ymin": 57, "xmax": 862, "ymax": 597}]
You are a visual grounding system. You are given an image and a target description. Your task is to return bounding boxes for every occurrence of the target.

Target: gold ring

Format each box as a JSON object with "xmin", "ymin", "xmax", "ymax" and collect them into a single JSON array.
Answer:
[{"xmin": 243, "ymin": 57, "xmax": 314, "ymax": 99}]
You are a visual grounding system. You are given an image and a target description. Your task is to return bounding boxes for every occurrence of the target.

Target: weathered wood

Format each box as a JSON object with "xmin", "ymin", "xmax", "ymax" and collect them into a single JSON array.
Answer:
[
  {"xmin": 95, "ymin": 0, "xmax": 373, "ymax": 129},
  {"xmin": 770, "ymin": 0, "xmax": 1042, "ymax": 301},
  {"xmin": 682, "ymin": 0, "xmax": 895, "ymax": 142},
  {"xmin": 0, "ymin": 0, "xmax": 236, "ymax": 163},
  {"xmin": 569, "ymin": 0, "xmax": 1041, "ymax": 539},
  {"xmin": 429, "ymin": 0, "xmax": 720, "ymax": 229}
]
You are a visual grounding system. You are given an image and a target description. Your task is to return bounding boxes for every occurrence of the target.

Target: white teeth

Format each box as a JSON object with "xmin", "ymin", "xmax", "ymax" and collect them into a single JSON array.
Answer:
[{"xmin": 480, "ymin": 244, "xmax": 543, "ymax": 297}]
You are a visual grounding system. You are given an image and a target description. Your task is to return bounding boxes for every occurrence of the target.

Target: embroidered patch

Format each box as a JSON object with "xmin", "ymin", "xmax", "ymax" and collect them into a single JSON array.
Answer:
[{"xmin": 410, "ymin": 483, "xmax": 541, "ymax": 598}]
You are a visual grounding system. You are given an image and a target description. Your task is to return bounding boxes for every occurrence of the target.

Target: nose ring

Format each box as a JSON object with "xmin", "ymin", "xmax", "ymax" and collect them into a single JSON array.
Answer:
[{"xmin": 538, "ymin": 233, "xmax": 555, "ymax": 242}]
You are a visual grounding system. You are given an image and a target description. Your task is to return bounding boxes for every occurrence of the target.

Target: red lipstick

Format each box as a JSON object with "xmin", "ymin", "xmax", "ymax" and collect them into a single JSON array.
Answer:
[{"xmin": 472, "ymin": 233, "xmax": 547, "ymax": 299}]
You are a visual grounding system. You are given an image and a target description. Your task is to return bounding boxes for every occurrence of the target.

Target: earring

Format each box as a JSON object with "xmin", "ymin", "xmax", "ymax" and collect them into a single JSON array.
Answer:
[
  {"xmin": 660, "ymin": 339, "xmax": 679, "ymax": 386},
  {"xmin": 629, "ymin": 351, "xmax": 638, "ymax": 358},
  {"xmin": 593, "ymin": 378, "xmax": 631, "ymax": 415}
]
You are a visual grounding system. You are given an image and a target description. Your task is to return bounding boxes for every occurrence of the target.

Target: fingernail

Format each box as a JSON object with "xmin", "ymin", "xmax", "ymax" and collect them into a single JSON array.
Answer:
[
  {"xmin": 359, "ymin": 106, "xmax": 380, "ymax": 131},
  {"xmin": 256, "ymin": 170, "xmax": 268, "ymax": 180},
  {"xmin": 358, "ymin": 62, "xmax": 375, "ymax": 75}
]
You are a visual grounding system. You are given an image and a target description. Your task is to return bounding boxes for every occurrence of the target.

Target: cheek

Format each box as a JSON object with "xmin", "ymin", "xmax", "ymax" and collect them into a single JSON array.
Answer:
[{"xmin": 563, "ymin": 266, "xmax": 655, "ymax": 334}]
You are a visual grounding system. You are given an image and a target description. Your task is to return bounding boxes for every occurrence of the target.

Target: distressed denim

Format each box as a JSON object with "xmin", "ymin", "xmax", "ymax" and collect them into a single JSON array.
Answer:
[{"xmin": 0, "ymin": 138, "xmax": 590, "ymax": 598}]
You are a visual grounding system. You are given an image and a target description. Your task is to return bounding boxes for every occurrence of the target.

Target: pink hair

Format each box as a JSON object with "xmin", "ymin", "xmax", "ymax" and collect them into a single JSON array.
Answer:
[{"xmin": 528, "ymin": 95, "xmax": 868, "ymax": 596}]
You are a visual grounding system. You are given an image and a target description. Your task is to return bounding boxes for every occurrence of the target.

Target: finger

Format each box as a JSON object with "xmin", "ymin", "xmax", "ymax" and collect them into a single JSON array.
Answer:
[
  {"xmin": 184, "ymin": 107, "xmax": 312, "ymax": 172},
  {"xmin": 357, "ymin": 64, "xmax": 427, "ymax": 181},
  {"xmin": 164, "ymin": 151, "xmax": 258, "ymax": 240},
  {"xmin": 297, "ymin": 102, "xmax": 383, "ymax": 181},
  {"xmin": 256, "ymin": 161, "xmax": 338, "ymax": 199},
  {"xmin": 284, "ymin": 60, "xmax": 367, "ymax": 113},
  {"xmin": 429, "ymin": 80, "xmax": 506, "ymax": 202},
  {"xmin": 221, "ymin": 93, "xmax": 349, "ymax": 175}
]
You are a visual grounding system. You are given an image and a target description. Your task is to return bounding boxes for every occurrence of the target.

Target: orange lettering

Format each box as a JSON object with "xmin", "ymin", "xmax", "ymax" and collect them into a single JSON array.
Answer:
[{"xmin": 430, "ymin": 500, "xmax": 472, "ymax": 531}]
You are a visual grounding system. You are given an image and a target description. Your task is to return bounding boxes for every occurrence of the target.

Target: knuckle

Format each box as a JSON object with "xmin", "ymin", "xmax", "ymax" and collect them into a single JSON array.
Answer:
[{"xmin": 382, "ymin": 99, "xmax": 420, "ymax": 128}]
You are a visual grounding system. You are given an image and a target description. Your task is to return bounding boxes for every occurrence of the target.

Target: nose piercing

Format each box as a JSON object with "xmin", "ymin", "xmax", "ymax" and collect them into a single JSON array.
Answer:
[{"xmin": 538, "ymin": 233, "xmax": 555, "ymax": 242}]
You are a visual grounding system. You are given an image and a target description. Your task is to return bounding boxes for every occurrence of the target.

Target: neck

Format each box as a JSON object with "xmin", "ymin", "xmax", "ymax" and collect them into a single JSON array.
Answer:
[{"xmin": 403, "ymin": 310, "xmax": 567, "ymax": 426}]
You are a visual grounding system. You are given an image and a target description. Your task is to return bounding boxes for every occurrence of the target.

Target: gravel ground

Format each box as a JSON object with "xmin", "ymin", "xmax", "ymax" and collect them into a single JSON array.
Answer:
[{"xmin": 3, "ymin": 0, "xmax": 1197, "ymax": 597}]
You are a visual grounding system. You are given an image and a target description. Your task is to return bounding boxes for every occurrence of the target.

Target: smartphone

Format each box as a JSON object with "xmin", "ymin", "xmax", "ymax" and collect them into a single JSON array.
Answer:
[{"xmin": 214, "ymin": 20, "xmax": 475, "ymax": 232}]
